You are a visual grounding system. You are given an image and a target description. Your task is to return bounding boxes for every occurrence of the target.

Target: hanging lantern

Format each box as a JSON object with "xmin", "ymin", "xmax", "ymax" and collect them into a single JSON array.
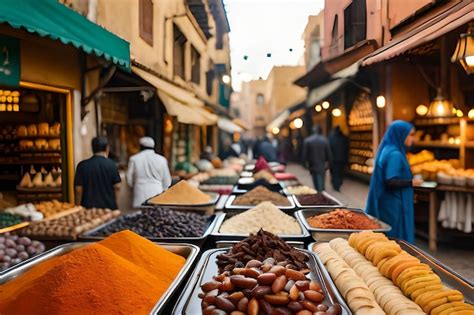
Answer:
[
  {"xmin": 451, "ymin": 22, "xmax": 474, "ymax": 74},
  {"xmin": 427, "ymin": 88, "xmax": 454, "ymax": 117}
]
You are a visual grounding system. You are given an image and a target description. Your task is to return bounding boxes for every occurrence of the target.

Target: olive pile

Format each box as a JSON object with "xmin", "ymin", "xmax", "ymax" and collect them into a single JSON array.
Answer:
[
  {"xmin": 91, "ymin": 208, "xmax": 211, "ymax": 238},
  {"xmin": 0, "ymin": 233, "xmax": 45, "ymax": 271},
  {"xmin": 200, "ymin": 259, "xmax": 342, "ymax": 315},
  {"xmin": 0, "ymin": 213, "xmax": 22, "ymax": 229}
]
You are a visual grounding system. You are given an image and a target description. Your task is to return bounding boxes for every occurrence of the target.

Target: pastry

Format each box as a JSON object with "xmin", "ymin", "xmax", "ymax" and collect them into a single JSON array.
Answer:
[
  {"xmin": 48, "ymin": 139, "xmax": 61, "ymax": 150},
  {"xmin": 17, "ymin": 125, "xmax": 27, "ymax": 137},
  {"xmin": 34, "ymin": 139, "xmax": 48, "ymax": 150},
  {"xmin": 27, "ymin": 124, "xmax": 37, "ymax": 136},
  {"xmin": 43, "ymin": 172, "xmax": 54, "ymax": 187},
  {"xmin": 49, "ymin": 122, "xmax": 60, "ymax": 136},
  {"xmin": 19, "ymin": 173, "xmax": 33, "ymax": 188},
  {"xmin": 38, "ymin": 123, "xmax": 49, "ymax": 136},
  {"xmin": 32, "ymin": 173, "xmax": 43, "ymax": 187}
]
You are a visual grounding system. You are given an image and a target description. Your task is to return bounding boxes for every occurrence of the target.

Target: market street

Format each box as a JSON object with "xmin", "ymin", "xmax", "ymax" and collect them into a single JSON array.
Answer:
[{"xmin": 1, "ymin": 0, "xmax": 474, "ymax": 314}]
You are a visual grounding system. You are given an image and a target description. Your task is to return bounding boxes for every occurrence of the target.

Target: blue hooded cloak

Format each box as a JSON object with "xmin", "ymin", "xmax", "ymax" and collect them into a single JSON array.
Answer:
[{"xmin": 366, "ymin": 120, "xmax": 415, "ymax": 243}]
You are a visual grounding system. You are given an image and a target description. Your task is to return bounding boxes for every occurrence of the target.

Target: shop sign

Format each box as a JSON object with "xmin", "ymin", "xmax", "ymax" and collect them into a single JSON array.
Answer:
[{"xmin": 0, "ymin": 35, "xmax": 20, "ymax": 87}]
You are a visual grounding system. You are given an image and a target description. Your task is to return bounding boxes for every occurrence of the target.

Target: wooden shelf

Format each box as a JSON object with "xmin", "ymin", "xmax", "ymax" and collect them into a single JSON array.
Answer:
[
  {"xmin": 413, "ymin": 141, "xmax": 460, "ymax": 149},
  {"xmin": 0, "ymin": 174, "xmax": 19, "ymax": 181},
  {"xmin": 17, "ymin": 186, "xmax": 62, "ymax": 193},
  {"xmin": 349, "ymin": 125, "xmax": 373, "ymax": 132},
  {"xmin": 18, "ymin": 135, "xmax": 61, "ymax": 140},
  {"xmin": 347, "ymin": 170, "xmax": 371, "ymax": 182},
  {"xmin": 0, "ymin": 157, "xmax": 62, "ymax": 165},
  {"xmin": 414, "ymin": 117, "xmax": 460, "ymax": 126}
]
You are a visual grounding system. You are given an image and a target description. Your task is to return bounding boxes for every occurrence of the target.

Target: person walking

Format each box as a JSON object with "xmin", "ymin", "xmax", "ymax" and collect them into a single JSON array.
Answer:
[
  {"xmin": 257, "ymin": 137, "xmax": 278, "ymax": 162},
  {"xmin": 302, "ymin": 125, "xmax": 332, "ymax": 192},
  {"xmin": 329, "ymin": 126, "xmax": 349, "ymax": 191},
  {"xmin": 366, "ymin": 120, "xmax": 422, "ymax": 243},
  {"xmin": 127, "ymin": 137, "xmax": 172, "ymax": 208},
  {"xmin": 74, "ymin": 137, "xmax": 121, "ymax": 209}
]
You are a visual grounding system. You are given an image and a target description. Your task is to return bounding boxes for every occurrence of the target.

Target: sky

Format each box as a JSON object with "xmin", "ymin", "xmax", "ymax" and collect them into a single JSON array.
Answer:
[{"xmin": 223, "ymin": 0, "xmax": 324, "ymax": 91}]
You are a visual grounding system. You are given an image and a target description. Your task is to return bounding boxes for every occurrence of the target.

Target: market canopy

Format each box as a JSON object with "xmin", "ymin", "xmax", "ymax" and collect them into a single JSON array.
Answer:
[
  {"xmin": 218, "ymin": 117, "xmax": 243, "ymax": 134},
  {"xmin": 306, "ymin": 61, "xmax": 360, "ymax": 107},
  {"xmin": 0, "ymin": 0, "xmax": 130, "ymax": 69},
  {"xmin": 158, "ymin": 91, "xmax": 217, "ymax": 126},
  {"xmin": 362, "ymin": 0, "xmax": 474, "ymax": 66},
  {"xmin": 133, "ymin": 66, "xmax": 217, "ymax": 126},
  {"xmin": 267, "ymin": 110, "xmax": 290, "ymax": 131}
]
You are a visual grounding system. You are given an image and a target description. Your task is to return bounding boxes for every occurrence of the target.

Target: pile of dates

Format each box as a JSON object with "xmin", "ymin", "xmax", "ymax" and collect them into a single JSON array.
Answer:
[
  {"xmin": 200, "ymin": 258, "xmax": 342, "ymax": 315},
  {"xmin": 217, "ymin": 229, "xmax": 308, "ymax": 272}
]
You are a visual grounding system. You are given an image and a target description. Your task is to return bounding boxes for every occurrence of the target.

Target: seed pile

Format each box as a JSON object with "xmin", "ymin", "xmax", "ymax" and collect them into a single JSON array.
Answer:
[
  {"xmin": 220, "ymin": 202, "xmax": 301, "ymax": 235},
  {"xmin": 90, "ymin": 208, "xmax": 211, "ymax": 238},
  {"xmin": 148, "ymin": 180, "xmax": 212, "ymax": 205},
  {"xmin": 233, "ymin": 186, "xmax": 290, "ymax": 207}
]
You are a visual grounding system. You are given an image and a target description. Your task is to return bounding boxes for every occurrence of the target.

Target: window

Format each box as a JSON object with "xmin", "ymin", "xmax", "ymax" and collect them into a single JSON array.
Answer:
[
  {"xmin": 344, "ymin": 0, "xmax": 367, "ymax": 49},
  {"xmin": 256, "ymin": 94, "xmax": 264, "ymax": 106},
  {"xmin": 191, "ymin": 46, "xmax": 201, "ymax": 84},
  {"xmin": 173, "ymin": 24, "xmax": 186, "ymax": 79},
  {"xmin": 139, "ymin": 0, "xmax": 153, "ymax": 45},
  {"xmin": 331, "ymin": 15, "xmax": 339, "ymax": 47}
]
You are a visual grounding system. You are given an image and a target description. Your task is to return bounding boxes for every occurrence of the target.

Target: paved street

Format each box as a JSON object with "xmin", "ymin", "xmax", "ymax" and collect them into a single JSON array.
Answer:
[{"xmin": 286, "ymin": 163, "xmax": 474, "ymax": 283}]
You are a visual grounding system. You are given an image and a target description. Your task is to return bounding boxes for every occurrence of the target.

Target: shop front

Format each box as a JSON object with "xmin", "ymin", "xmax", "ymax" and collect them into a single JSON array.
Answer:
[
  {"xmin": 360, "ymin": 2, "xmax": 474, "ymax": 250},
  {"xmin": 0, "ymin": 0, "xmax": 130, "ymax": 207}
]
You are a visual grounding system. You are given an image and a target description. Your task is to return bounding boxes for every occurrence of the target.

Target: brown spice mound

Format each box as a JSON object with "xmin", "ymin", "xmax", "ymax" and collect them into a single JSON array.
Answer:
[
  {"xmin": 233, "ymin": 186, "xmax": 290, "ymax": 206},
  {"xmin": 148, "ymin": 180, "xmax": 212, "ymax": 205},
  {"xmin": 307, "ymin": 209, "xmax": 381, "ymax": 230}
]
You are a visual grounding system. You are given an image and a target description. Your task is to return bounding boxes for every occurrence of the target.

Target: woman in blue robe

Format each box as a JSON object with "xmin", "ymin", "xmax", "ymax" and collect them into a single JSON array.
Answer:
[{"xmin": 366, "ymin": 120, "xmax": 421, "ymax": 243}]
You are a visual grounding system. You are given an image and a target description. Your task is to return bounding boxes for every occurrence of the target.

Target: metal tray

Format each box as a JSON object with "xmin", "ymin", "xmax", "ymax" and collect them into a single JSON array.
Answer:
[
  {"xmin": 215, "ymin": 240, "xmax": 305, "ymax": 249},
  {"xmin": 308, "ymin": 241, "xmax": 474, "ymax": 304},
  {"xmin": 0, "ymin": 242, "xmax": 200, "ymax": 314},
  {"xmin": 296, "ymin": 208, "xmax": 391, "ymax": 242},
  {"xmin": 292, "ymin": 192, "xmax": 344, "ymax": 209},
  {"xmin": 78, "ymin": 209, "xmax": 219, "ymax": 246},
  {"xmin": 236, "ymin": 181, "xmax": 283, "ymax": 192},
  {"xmin": 210, "ymin": 212, "xmax": 310, "ymax": 241},
  {"xmin": 224, "ymin": 194, "xmax": 296, "ymax": 211},
  {"xmin": 143, "ymin": 191, "xmax": 220, "ymax": 208},
  {"xmin": 172, "ymin": 247, "xmax": 351, "ymax": 315}
]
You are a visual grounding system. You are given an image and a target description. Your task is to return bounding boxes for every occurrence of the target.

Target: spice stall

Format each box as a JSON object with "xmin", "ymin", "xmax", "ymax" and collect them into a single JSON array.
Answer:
[
  {"xmin": 1, "ymin": 157, "xmax": 473, "ymax": 314},
  {"xmin": 0, "ymin": 0, "xmax": 130, "ymax": 207}
]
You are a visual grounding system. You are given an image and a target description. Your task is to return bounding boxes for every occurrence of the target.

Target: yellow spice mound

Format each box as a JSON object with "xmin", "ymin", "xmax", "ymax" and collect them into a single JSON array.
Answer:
[{"xmin": 149, "ymin": 180, "xmax": 212, "ymax": 205}]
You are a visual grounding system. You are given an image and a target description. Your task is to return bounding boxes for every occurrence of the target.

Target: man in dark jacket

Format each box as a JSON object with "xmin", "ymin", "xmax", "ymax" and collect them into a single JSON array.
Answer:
[
  {"xmin": 302, "ymin": 125, "xmax": 332, "ymax": 191},
  {"xmin": 329, "ymin": 126, "xmax": 349, "ymax": 191},
  {"xmin": 74, "ymin": 137, "xmax": 121, "ymax": 209},
  {"xmin": 257, "ymin": 137, "xmax": 277, "ymax": 162}
]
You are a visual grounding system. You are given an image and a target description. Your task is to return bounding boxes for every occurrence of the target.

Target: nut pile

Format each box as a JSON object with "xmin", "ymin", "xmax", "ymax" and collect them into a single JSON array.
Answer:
[
  {"xmin": 20, "ymin": 208, "xmax": 120, "ymax": 239},
  {"xmin": 33, "ymin": 200, "xmax": 76, "ymax": 218},
  {"xmin": 90, "ymin": 208, "xmax": 211, "ymax": 238},
  {"xmin": 0, "ymin": 233, "xmax": 45, "ymax": 271},
  {"xmin": 217, "ymin": 230, "xmax": 308, "ymax": 273},
  {"xmin": 199, "ymin": 259, "xmax": 342, "ymax": 315}
]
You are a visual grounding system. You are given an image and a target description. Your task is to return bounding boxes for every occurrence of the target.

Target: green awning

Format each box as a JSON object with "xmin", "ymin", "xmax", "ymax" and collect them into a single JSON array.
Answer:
[{"xmin": 0, "ymin": 0, "xmax": 130, "ymax": 69}]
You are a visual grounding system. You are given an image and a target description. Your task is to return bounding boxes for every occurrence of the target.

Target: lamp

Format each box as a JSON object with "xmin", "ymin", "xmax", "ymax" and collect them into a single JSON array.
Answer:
[
  {"xmin": 293, "ymin": 118, "xmax": 303, "ymax": 129},
  {"xmin": 451, "ymin": 22, "xmax": 474, "ymax": 74},
  {"xmin": 416, "ymin": 104, "xmax": 428, "ymax": 116},
  {"xmin": 427, "ymin": 88, "xmax": 454, "ymax": 117},
  {"xmin": 322, "ymin": 101, "xmax": 330, "ymax": 109},
  {"xmin": 332, "ymin": 108, "xmax": 342, "ymax": 117},
  {"xmin": 315, "ymin": 104, "xmax": 322, "ymax": 112},
  {"xmin": 376, "ymin": 95, "xmax": 386, "ymax": 108}
]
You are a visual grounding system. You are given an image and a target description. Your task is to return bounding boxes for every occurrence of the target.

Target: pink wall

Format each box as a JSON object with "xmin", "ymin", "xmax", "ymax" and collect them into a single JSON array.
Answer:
[{"xmin": 321, "ymin": 0, "xmax": 434, "ymax": 61}]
